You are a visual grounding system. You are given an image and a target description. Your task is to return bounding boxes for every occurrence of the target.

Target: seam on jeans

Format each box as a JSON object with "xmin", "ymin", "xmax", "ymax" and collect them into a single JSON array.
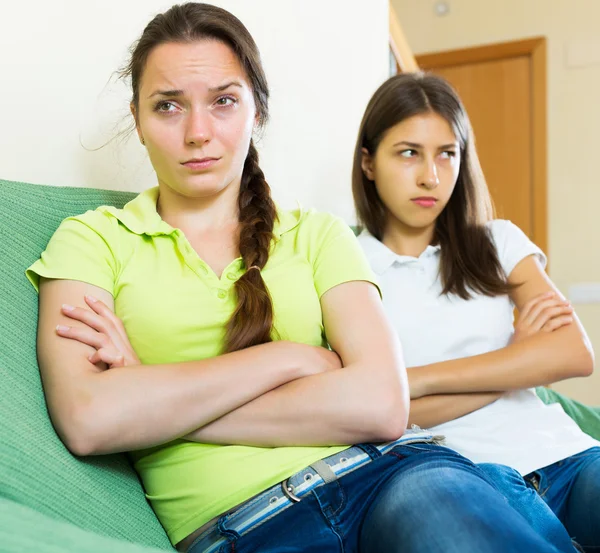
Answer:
[
  {"xmin": 313, "ymin": 485, "xmax": 346, "ymax": 551},
  {"xmin": 326, "ymin": 510, "xmax": 346, "ymax": 553},
  {"xmin": 389, "ymin": 451, "xmax": 406, "ymax": 460},
  {"xmin": 330, "ymin": 480, "xmax": 347, "ymax": 517}
]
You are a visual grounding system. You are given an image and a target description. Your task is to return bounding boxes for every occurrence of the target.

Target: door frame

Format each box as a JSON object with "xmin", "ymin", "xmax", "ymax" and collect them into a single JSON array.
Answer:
[{"xmin": 416, "ymin": 38, "xmax": 547, "ymax": 255}]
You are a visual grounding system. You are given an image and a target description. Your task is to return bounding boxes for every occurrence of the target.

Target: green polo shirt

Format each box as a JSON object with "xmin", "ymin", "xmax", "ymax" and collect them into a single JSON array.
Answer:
[{"xmin": 27, "ymin": 187, "xmax": 379, "ymax": 544}]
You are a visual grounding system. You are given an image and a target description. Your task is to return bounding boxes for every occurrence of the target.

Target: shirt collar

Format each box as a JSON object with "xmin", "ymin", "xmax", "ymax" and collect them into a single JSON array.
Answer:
[
  {"xmin": 357, "ymin": 229, "xmax": 441, "ymax": 275},
  {"xmin": 273, "ymin": 202, "xmax": 302, "ymax": 239},
  {"xmin": 100, "ymin": 186, "xmax": 302, "ymax": 238}
]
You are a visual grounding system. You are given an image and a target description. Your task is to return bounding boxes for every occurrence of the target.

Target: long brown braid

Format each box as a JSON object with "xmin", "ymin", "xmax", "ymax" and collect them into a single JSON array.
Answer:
[{"xmin": 223, "ymin": 140, "xmax": 277, "ymax": 353}]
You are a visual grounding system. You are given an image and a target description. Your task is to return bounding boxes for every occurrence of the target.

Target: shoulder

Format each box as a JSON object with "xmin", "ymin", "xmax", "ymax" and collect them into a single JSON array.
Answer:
[
  {"xmin": 26, "ymin": 207, "xmax": 124, "ymax": 293},
  {"xmin": 485, "ymin": 218, "xmax": 519, "ymax": 241},
  {"xmin": 54, "ymin": 206, "xmax": 121, "ymax": 244},
  {"xmin": 298, "ymin": 208, "xmax": 349, "ymax": 232},
  {"xmin": 485, "ymin": 219, "xmax": 546, "ymax": 275},
  {"xmin": 278, "ymin": 206, "xmax": 354, "ymax": 241},
  {"xmin": 485, "ymin": 219, "xmax": 534, "ymax": 251},
  {"xmin": 276, "ymin": 208, "xmax": 377, "ymax": 296},
  {"xmin": 276, "ymin": 205, "xmax": 369, "ymax": 262}
]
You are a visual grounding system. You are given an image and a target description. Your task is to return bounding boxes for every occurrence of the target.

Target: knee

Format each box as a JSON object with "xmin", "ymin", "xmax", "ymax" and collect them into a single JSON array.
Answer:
[
  {"xmin": 362, "ymin": 465, "xmax": 517, "ymax": 552},
  {"xmin": 478, "ymin": 463, "xmax": 527, "ymax": 489},
  {"xmin": 572, "ymin": 455, "xmax": 600, "ymax": 499},
  {"xmin": 379, "ymin": 463, "xmax": 494, "ymax": 515}
]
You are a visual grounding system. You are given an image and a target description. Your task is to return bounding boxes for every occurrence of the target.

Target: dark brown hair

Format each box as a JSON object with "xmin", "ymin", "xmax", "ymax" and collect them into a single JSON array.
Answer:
[
  {"xmin": 352, "ymin": 72, "xmax": 513, "ymax": 299},
  {"xmin": 122, "ymin": 3, "xmax": 277, "ymax": 352}
]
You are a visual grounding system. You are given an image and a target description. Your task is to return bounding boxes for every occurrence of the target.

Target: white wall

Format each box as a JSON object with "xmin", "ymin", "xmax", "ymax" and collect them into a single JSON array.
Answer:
[{"xmin": 0, "ymin": 0, "xmax": 389, "ymax": 223}]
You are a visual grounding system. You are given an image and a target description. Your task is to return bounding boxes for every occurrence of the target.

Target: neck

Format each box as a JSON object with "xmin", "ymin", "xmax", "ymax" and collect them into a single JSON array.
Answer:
[
  {"xmin": 382, "ymin": 215, "xmax": 436, "ymax": 258},
  {"xmin": 156, "ymin": 178, "xmax": 241, "ymax": 234}
]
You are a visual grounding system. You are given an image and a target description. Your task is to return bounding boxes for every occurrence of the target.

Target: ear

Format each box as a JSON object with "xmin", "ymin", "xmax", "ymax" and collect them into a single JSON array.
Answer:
[
  {"xmin": 361, "ymin": 147, "xmax": 375, "ymax": 181},
  {"xmin": 253, "ymin": 110, "xmax": 262, "ymax": 132},
  {"xmin": 130, "ymin": 102, "xmax": 144, "ymax": 145}
]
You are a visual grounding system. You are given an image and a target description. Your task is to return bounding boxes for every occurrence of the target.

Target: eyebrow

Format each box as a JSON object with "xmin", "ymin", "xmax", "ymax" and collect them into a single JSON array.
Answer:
[
  {"xmin": 147, "ymin": 81, "xmax": 243, "ymax": 99},
  {"xmin": 392, "ymin": 141, "xmax": 458, "ymax": 149},
  {"xmin": 209, "ymin": 80, "xmax": 243, "ymax": 93}
]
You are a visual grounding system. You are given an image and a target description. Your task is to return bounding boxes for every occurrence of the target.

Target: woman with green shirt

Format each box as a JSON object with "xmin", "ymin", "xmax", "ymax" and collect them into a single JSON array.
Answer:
[{"xmin": 27, "ymin": 3, "xmax": 576, "ymax": 552}]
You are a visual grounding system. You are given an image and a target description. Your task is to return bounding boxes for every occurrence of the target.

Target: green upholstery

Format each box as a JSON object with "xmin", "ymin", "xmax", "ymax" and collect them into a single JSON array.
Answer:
[
  {"xmin": 537, "ymin": 387, "xmax": 600, "ymax": 440},
  {"xmin": 0, "ymin": 177, "xmax": 597, "ymax": 549},
  {"xmin": 0, "ymin": 179, "xmax": 172, "ymax": 550},
  {"xmin": 0, "ymin": 497, "xmax": 168, "ymax": 553}
]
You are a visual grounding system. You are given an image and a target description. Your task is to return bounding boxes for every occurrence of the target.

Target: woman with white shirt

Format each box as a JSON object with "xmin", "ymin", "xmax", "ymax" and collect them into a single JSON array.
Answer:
[{"xmin": 354, "ymin": 72, "xmax": 600, "ymax": 551}]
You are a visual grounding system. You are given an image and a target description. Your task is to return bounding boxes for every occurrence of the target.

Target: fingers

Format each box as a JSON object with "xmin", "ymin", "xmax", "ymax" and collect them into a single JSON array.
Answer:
[
  {"xmin": 56, "ymin": 324, "xmax": 108, "ymax": 350},
  {"xmin": 528, "ymin": 303, "xmax": 574, "ymax": 333},
  {"xmin": 519, "ymin": 293, "xmax": 571, "ymax": 330},
  {"xmin": 520, "ymin": 294, "xmax": 561, "ymax": 325},
  {"xmin": 519, "ymin": 291, "xmax": 554, "ymax": 320},
  {"xmin": 89, "ymin": 349, "xmax": 125, "ymax": 367},
  {"xmin": 85, "ymin": 295, "xmax": 125, "ymax": 330},
  {"xmin": 57, "ymin": 325, "xmax": 127, "ymax": 368},
  {"xmin": 62, "ymin": 299, "xmax": 128, "ymax": 350},
  {"xmin": 542, "ymin": 315, "xmax": 574, "ymax": 333},
  {"xmin": 61, "ymin": 303, "xmax": 111, "ymax": 333}
]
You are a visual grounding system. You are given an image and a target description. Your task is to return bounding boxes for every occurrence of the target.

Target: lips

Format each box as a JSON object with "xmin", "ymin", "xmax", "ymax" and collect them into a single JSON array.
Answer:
[
  {"xmin": 181, "ymin": 157, "xmax": 219, "ymax": 170},
  {"xmin": 411, "ymin": 197, "xmax": 438, "ymax": 208}
]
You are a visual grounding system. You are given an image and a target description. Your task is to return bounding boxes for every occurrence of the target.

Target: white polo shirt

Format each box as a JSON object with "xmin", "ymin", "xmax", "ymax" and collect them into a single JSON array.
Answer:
[{"xmin": 359, "ymin": 219, "xmax": 598, "ymax": 475}]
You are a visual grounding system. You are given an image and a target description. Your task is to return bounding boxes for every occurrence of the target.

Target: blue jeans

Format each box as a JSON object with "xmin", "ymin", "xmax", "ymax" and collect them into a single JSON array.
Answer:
[
  {"xmin": 483, "ymin": 447, "xmax": 600, "ymax": 552},
  {"xmin": 191, "ymin": 443, "xmax": 575, "ymax": 553},
  {"xmin": 529, "ymin": 447, "xmax": 600, "ymax": 552},
  {"xmin": 479, "ymin": 463, "xmax": 577, "ymax": 549}
]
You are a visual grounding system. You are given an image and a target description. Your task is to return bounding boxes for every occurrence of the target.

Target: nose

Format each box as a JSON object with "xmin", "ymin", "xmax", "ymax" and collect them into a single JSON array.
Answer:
[
  {"xmin": 184, "ymin": 108, "xmax": 213, "ymax": 146},
  {"xmin": 420, "ymin": 158, "xmax": 440, "ymax": 190}
]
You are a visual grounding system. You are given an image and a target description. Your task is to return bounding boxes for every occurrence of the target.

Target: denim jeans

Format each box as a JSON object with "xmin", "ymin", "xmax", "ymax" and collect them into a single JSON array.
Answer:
[
  {"xmin": 526, "ymin": 447, "xmax": 600, "ymax": 552},
  {"xmin": 190, "ymin": 443, "xmax": 575, "ymax": 553},
  {"xmin": 479, "ymin": 463, "xmax": 577, "ymax": 550}
]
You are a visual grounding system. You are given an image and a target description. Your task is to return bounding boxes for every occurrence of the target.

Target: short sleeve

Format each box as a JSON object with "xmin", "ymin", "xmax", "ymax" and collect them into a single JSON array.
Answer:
[
  {"xmin": 303, "ymin": 212, "xmax": 380, "ymax": 298},
  {"xmin": 487, "ymin": 219, "xmax": 547, "ymax": 277},
  {"xmin": 26, "ymin": 210, "xmax": 119, "ymax": 294}
]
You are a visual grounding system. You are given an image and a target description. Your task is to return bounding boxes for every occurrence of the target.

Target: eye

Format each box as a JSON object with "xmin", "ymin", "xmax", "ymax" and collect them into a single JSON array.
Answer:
[
  {"xmin": 399, "ymin": 149, "xmax": 417, "ymax": 158},
  {"xmin": 215, "ymin": 95, "xmax": 238, "ymax": 107},
  {"xmin": 440, "ymin": 150, "xmax": 457, "ymax": 159},
  {"xmin": 153, "ymin": 100, "xmax": 179, "ymax": 113}
]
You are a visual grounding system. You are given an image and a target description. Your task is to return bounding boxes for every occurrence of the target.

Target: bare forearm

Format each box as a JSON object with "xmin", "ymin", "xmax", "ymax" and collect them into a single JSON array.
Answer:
[
  {"xmin": 411, "ymin": 326, "xmax": 594, "ymax": 397},
  {"xmin": 186, "ymin": 364, "xmax": 409, "ymax": 447},
  {"xmin": 408, "ymin": 392, "xmax": 502, "ymax": 428},
  {"xmin": 55, "ymin": 342, "xmax": 302, "ymax": 454}
]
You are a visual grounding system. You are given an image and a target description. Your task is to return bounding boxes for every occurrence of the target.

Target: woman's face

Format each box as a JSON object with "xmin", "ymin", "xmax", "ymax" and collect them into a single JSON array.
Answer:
[
  {"xmin": 362, "ymin": 112, "xmax": 461, "ymax": 234},
  {"xmin": 133, "ymin": 39, "xmax": 257, "ymax": 200}
]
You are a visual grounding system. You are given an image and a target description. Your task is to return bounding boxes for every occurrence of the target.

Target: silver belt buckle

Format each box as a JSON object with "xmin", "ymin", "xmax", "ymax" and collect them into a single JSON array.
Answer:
[{"xmin": 281, "ymin": 478, "xmax": 301, "ymax": 503}]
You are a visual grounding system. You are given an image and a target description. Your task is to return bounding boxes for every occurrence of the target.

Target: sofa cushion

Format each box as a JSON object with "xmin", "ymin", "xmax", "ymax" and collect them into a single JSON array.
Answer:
[
  {"xmin": 0, "ymin": 497, "xmax": 168, "ymax": 553},
  {"xmin": 0, "ymin": 179, "xmax": 172, "ymax": 550}
]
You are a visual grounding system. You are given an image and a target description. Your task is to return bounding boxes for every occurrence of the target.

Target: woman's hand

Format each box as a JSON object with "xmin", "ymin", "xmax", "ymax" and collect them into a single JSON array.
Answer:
[
  {"xmin": 511, "ymin": 291, "xmax": 573, "ymax": 344},
  {"xmin": 274, "ymin": 341, "xmax": 342, "ymax": 377},
  {"xmin": 56, "ymin": 295, "xmax": 140, "ymax": 368},
  {"xmin": 300, "ymin": 344, "xmax": 343, "ymax": 375}
]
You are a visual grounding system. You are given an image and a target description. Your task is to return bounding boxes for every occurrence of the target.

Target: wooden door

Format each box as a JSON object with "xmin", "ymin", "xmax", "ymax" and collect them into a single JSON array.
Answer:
[{"xmin": 416, "ymin": 38, "xmax": 547, "ymax": 254}]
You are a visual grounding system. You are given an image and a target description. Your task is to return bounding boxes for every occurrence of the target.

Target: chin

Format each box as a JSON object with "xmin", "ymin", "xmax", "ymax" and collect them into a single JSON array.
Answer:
[
  {"xmin": 171, "ymin": 176, "xmax": 231, "ymax": 198},
  {"xmin": 401, "ymin": 217, "xmax": 438, "ymax": 233}
]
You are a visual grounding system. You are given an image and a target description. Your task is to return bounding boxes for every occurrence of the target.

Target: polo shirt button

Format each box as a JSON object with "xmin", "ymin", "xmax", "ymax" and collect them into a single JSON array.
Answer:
[
  {"xmin": 217, "ymin": 289, "xmax": 227, "ymax": 300},
  {"xmin": 226, "ymin": 272, "xmax": 237, "ymax": 281}
]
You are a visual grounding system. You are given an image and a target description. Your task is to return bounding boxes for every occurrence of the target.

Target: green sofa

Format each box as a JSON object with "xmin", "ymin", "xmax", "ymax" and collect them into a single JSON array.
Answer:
[{"xmin": 1, "ymin": 178, "xmax": 599, "ymax": 552}]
